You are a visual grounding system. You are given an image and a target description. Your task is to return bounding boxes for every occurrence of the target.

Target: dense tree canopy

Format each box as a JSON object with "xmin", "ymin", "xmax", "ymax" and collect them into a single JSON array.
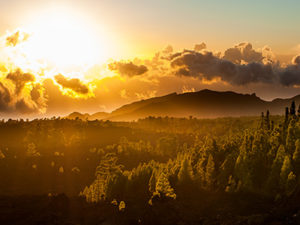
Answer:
[{"xmin": 1, "ymin": 104, "xmax": 300, "ymax": 224}]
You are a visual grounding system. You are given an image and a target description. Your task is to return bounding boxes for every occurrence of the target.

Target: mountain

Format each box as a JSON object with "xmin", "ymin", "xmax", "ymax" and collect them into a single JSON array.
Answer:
[
  {"xmin": 66, "ymin": 89, "xmax": 300, "ymax": 121},
  {"xmin": 67, "ymin": 112, "xmax": 90, "ymax": 120},
  {"xmin": 88, "ymin": 112, "xmax": 110, "ymax": 120},
  {"xmin": 66, "ymin": 111, "xmax": 109, "ymax": 121}
]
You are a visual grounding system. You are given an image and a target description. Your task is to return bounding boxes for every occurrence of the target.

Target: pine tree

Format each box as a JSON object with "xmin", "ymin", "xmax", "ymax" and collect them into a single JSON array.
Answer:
[
  {"xmin": 286, "ymin": 172, "xmax": 297, "ymax": 196},
  {"xmin": 234, "ymin": 134, "xmax": 253, "ymax": 189},
  {"xmin": 205, "ymin": 154, "xmax": 216, "ymax": 189},
  {"xmin": 119, "ymin": 201, "xmax": 126, "ymax": 211},
  {"xmin": 155, "ymin": 171, "xmax": 176, "ymax": 199},
  {"xmin": 260, "ymin": 112, "xmax": 264, "ymax": 129},
  {"xmin": 82, "ymin": 186, "xmax": 91, "ymax": 202},
  {"xmin": 267, "ymin": 145, "xmax": 286, "ymax": 192},
  {"xmin": 271, "ymin": 121, "xmax": 274, "ymax": 130},
  {"xmin": 290, "ymin": 101, "xmax": 296, "ymax": 116},
  {"xmin": 286, "ymin": 119, "xmax": 296, "ymax": 155},
  {"xmin": 218, "ymin": 153, "xmax": 236, "ymax": 188},
  {"xmin": 225, "ymin": 175, "xmax": 237, "ymax": 193},
  {"xmin": 82, "ymin": 153, "xmax": 125, "ymax": 202},
  {"xmin": 195, "ymin": 158, "xmax": 206, "ymax": 186},
  {"xmin": 177, "ymin": 155, "xmax": 194, "ymax": 184},
  {"xmin": 285, "ymin": 107, "xmax": 289, "ymax": 123},
  {"xmin": 149, "ymin": 171, "xmax": 176, "ymax": 204},
  {"xmin": 149, "ymin": 171, "xmax": 157, "ymax": 194},
  {"xmin": 266, "ymin": 110, "xmax": 270, "ymax": 130},
  {"xmin": 280, "ymin": 156, "xmax": 293, "ymax": 188},
  {"xmin": 292, "ymin": 139, "xmax": 300, "ymax": 174}
]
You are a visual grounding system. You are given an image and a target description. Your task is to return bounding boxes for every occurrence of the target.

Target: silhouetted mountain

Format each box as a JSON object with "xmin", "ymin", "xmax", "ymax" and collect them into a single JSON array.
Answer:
[
  {"xmin": 66, "ymin": 89, "xmax": 300, "ymax": 121},
  {"xmin": 89, "ymin": 112, "xmax": 110, "ymax": 120},
  {"xmin": 67, "ymin": 112, "xmax": 90, "ymax": 120},
  {"xmin": 67, "ymin": 111, "xmax": 109, "ymax": 120}
]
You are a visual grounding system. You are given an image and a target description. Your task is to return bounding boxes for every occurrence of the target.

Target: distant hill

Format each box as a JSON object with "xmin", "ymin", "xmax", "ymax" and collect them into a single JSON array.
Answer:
[
  {"xmin": 66, "ymin": 89, "xmax": 300, "ymax": 121},
  {"xmin": 67, "ymin": 111, "xmax": 109, "ymax": 121}
]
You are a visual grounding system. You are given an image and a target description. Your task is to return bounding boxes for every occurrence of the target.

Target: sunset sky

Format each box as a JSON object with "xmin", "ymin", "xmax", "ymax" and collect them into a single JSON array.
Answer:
[{"xmin": 0, "ymin": 0, "xmax": 300, "ymax": 117}]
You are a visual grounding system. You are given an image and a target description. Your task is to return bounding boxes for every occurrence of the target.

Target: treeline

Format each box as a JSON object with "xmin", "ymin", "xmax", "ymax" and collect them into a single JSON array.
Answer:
[
  {"xmin": 81, "ymin": 102, "xmax": 300, "ymax": 211},
  {"xmin": 0, "ymin": 115, "xmax": 261, "ymax": 196},
  {"xmin": 2, "ymin": 105, "xmax": 300, "ymax": 224}
]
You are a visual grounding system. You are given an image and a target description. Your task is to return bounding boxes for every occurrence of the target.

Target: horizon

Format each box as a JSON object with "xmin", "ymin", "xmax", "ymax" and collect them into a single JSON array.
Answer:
[
  {"xmin": 65, "ymin": 89, "xmax": 300, "ymax": 115},
  {"xmin": 0, "ymin": 86, "xmax": 300, "ymax": 120}
]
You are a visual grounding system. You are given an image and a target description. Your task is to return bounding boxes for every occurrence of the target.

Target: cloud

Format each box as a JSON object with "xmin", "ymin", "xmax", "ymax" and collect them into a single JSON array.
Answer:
[
  {"xmin": 6, "ymin": 69, "xmax": 35, "ymax": 94},
  {"xmin": 6, "ymin": 30, "xmax": 29, "ymax": 47},
  {"xmin": 54, "ymin": 74, "xmax": 89, "ymax": 95},
  {"xmin": 223, "ymin": 42, "xmax": 264, "ymax": 64},
  {"xmin": 0, "ymin": 82, "xmax": 12, "ymax": 112},
  {"xmin": 135, "ymin": 90, "xmax": 157, "ymax": 100},
  {"xmin": 15, "ymin": 99, "xmax": 38, "ymax": 114},
  {"xmin": 194, "ymin": 43, "xmax": 207, "ymax": 51},
  {"xmin": 108, "ymin": 61, "xmax": 148, "ymax": 77},
  {"xmin": 292, "ymin": 55, "xmax": 300, "ymax": 65},
  {"xmin": 30, "ymin": 83, "xmax": 47, "ymax": 112},
  {"xmin": 120, "ymin": 89, "xmax": 129, "ymax": 99},
  {"xmin": 279, "ymin": 55, "xmax": 300, "ymax": 86},
  {"xmin": 261, "ymin": 46, "xmax": 276, "ymax": 64},
  {"xmin": 182, "ymin": 85, "xmax": 195, "ymax": 93},
  {"xmin": 278, "ymin": 64, "xmax": 300, "ymax": 86},
  {"xmin": 169, "ymin": 46, "xmax": 300, "ymax": 87},
  {"xmin": 0, "ymin": 69, "xmax": 47, "ymax": 114},
  {"xmin": 162, "ymin": 45, "xmax": 173, "ymax": 54},
  {"xmin": 170, "ymin": 50, "xmax": 277, "ymax": 85}
]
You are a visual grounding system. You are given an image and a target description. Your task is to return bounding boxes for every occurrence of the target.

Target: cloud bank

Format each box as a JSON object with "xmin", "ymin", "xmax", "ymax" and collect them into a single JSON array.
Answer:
[{"xmin": 169, "ymin": 46, "xmax": 300, "ymax": 87}]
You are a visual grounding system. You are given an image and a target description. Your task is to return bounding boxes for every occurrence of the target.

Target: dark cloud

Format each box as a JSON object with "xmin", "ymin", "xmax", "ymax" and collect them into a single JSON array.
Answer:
[
  {"xmin": 108, "ymin": 61, "xmax": 148, "ymax": 77},
  {"xmin": 54, "ymin": 74, "xmax": 89, "ymax": 94},
  {"xmin": 0, "ymin": 82, "xmax": 12, "ymax": 112},
  {"xmin": 15, "ymin": 99, "xmax": 36, "ymax": 114},
  {"xmin": 194, "ymin": 43, "xmax": 206, "ymax": 51},
  {"xmin": 6, "ymin": 31, "xmax": 29, "ymax": 47},
  {"xmin": 6, "ymin": 69, "xmax": 35, "ymax": 94},
  {"xmin": 170, "ymin": 50, "xmax": 279, "ymax": 85},
  {"xmin": 278, "ymin": 64, "xmax": 300, "ymax": 86}
]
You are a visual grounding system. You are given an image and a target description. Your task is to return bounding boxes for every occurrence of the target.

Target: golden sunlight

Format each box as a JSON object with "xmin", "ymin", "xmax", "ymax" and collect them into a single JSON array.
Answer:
[{"xmin": 20, "ymin": 6, "xmax": 110, "ymax": 72}]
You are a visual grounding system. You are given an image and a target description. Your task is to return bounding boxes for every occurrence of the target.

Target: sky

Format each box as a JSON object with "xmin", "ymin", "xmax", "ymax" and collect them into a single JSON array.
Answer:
[
  {"xmin": 0, "ymin": 0, "xmax": 300, "ymax": 117},
  {"xmin": 1, "ymin": 0, "xmax": 300, "ymax": 56}
]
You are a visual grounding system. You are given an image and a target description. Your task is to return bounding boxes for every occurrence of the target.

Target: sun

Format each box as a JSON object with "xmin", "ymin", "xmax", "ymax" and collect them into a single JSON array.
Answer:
[{"xmin": 19, "ymin": 6, "xmax": 109, "ymax": 72}]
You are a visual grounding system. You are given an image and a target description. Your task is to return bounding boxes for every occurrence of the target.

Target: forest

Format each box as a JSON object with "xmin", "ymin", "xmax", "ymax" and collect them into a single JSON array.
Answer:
[{"xmin": 1, "ymin": 103, "xmax": 300, "ymax": 224}]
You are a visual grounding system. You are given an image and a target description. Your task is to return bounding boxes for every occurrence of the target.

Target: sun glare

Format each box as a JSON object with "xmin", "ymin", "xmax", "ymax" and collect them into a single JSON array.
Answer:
[{"xmin": 19, "ymin": 6, "xmax": 109, "ymax": 73}]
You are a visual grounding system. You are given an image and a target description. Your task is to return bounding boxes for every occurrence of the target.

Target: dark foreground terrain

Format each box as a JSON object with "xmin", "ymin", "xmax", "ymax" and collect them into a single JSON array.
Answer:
[{"xmin": 0, "ymin": 191, "xmax": 300, "ymax": 225}]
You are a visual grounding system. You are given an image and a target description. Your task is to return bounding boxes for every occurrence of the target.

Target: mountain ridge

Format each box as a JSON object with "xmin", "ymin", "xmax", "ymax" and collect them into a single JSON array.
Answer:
[{"xmin": 66, "ymin": 89, "xmax": 300, "ymax": 121}]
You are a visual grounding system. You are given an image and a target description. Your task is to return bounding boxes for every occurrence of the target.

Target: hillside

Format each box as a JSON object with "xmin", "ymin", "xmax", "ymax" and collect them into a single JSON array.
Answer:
[{"xmin": 66, "ymin": 89, "xmax": 300, "ymax": 121}]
